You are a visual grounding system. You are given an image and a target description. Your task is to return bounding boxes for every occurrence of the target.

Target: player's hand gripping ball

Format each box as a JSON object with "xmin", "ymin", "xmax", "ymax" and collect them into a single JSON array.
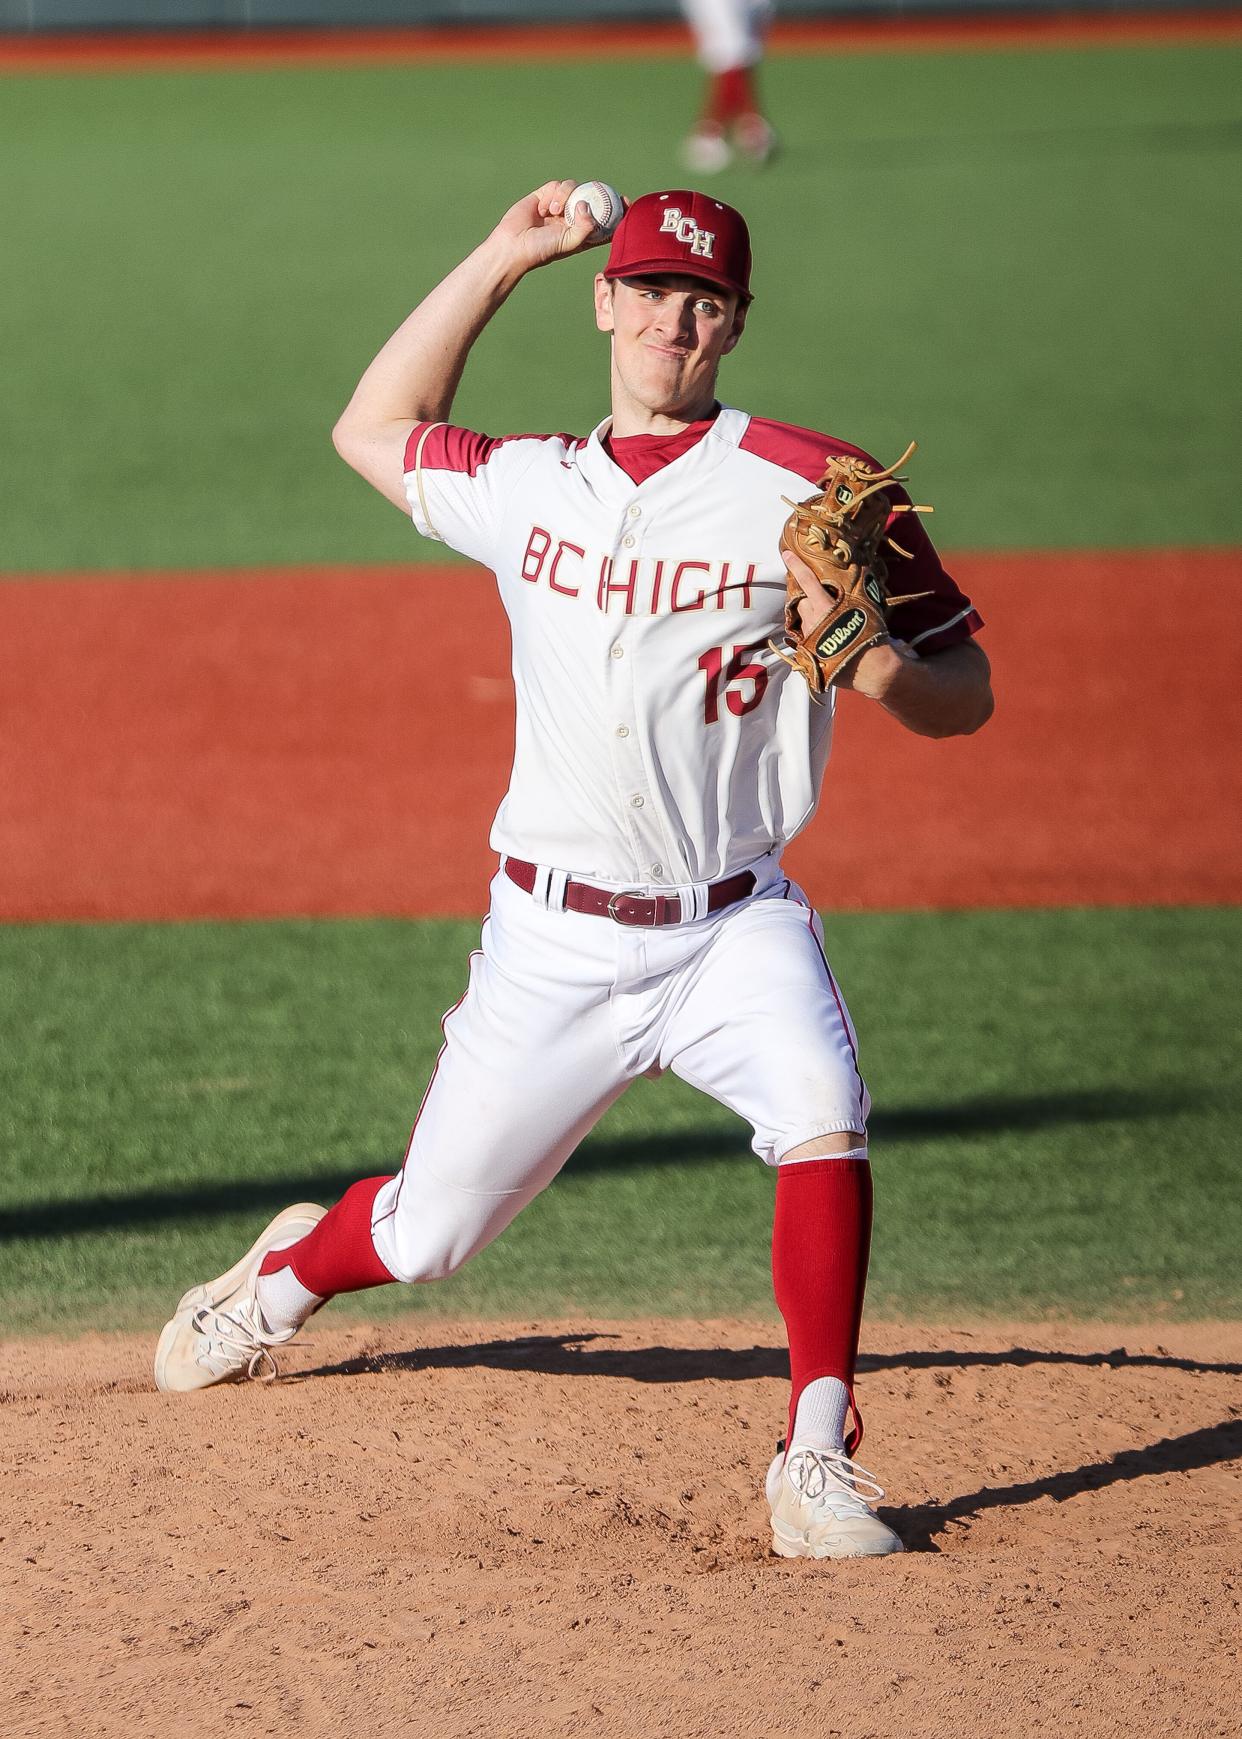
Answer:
[{"xmin": 565, "ymin": 181, "xmax": 624, "ymax": 241}]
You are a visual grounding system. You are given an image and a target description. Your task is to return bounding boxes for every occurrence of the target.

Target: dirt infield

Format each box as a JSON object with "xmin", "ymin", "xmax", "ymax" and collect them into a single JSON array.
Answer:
[
  {"xmin": 3, "ymin": 1316, "xmax": 1238, "ymax": 1738},
  {"xmin": 2, "ymin": 550, "xmax": 1240, "ymax": 920}
]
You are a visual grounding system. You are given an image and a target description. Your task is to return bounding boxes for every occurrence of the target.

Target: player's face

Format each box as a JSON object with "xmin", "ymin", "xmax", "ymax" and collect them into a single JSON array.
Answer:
[{"xmin": 594, "ymin": 275, "xmax": 746, "ymax": 425}]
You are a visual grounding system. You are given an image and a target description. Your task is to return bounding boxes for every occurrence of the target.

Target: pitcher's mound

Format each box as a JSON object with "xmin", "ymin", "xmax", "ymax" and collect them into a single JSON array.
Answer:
[{"xmin": 5, "ymin": 1316, "xmax": 1239, "ymax": 1737}]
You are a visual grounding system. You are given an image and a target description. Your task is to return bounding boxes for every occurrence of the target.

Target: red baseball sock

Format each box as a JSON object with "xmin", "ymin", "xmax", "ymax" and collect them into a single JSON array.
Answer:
[
  {"xmin": 705, "ymin": 65, "xmax": 756, "ymax": 127},
  {"xmin": 259, "ymin": 1175, "xmax": 398, "ymax": 1298},
  {"xmin": 771, "ymin": 1156, "xmax": 873, "ymax": 1455}
]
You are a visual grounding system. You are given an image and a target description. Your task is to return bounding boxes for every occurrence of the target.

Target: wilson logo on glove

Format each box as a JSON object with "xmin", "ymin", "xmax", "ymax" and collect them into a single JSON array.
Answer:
[{"xmin": 816, "ymin": 610, "xmax": 867, "ymax": 657}]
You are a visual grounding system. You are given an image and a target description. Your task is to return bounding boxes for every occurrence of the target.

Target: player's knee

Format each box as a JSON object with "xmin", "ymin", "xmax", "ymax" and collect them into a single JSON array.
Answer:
[
  {"xmin": 372, "ymin": 1169, "xmax": 530, "ymax": 1285},
  {"xmin": 375, "ymin": 1225, "xmax": 477, "ymax": 1286}
]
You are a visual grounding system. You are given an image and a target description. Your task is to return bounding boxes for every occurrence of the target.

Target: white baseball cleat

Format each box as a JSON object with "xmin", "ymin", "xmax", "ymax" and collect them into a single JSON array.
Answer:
[
  {"xmin": 682, "ymin": 124, "xmax": 733, "ymax": 174},
  {"xmin": 733, "ymin": 113, "xmax": 780, "ymax": 166},
  {"xmin": 153, "ymin": 1202, "xmax": 326, "ymax": 1393},
  {"xmin": 766, "ymin": 1444, "xmax": 905, "ymax": 1559}
]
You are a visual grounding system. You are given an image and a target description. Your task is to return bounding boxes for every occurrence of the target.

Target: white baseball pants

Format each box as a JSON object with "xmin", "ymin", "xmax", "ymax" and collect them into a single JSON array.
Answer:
[
  {"xmin": 370, "ymin": 856, "xmax": 869, "ymax": 1286},
  {"xmin": 680, "ymin": 0, "xmax": 773, "ymax": 73}
]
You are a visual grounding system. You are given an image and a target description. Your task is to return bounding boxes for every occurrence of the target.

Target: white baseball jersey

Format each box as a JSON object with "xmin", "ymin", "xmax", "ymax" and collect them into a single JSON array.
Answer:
[{"xmin": 404, "ymin": 406, "xmax": 979, "ymax": 889}]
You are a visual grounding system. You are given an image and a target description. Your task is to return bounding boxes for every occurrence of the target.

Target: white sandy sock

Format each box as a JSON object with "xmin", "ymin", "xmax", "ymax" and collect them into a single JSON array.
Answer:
[
  {"xmin": 255, "ymin": 1261, "xmax": 322, "ymax": 1336},
  {"xmin": 792, "ymin": 1376, "xmax": 851, "ymax": 1452}
]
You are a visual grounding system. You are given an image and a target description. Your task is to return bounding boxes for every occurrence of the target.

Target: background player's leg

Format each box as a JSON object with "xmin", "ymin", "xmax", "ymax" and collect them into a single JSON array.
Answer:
[{"xmin": 680, "ymin": 0, "xmax": 776, "ymax": 170}]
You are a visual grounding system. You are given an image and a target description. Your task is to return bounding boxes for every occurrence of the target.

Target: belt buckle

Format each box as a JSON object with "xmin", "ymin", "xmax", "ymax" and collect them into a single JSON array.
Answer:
[{"xmin": 607, "ymin": 889, "xmax": 648, "ymax": 926}]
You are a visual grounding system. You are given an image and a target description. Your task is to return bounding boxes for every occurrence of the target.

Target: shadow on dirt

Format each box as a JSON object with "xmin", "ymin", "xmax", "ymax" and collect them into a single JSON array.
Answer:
[
  {"xmin": 295, "ymin": 1331, "xmax": 1242, "ymax": 1554},
  {"xmin": 0, "ymin": 1088, "xmax": 1182, "ymax": 1241},
  {"xmin": 299, "ymin": 1331, "xmax": 1242, "ymax": 1387},
  {"xmin": 883, "ymin": 1415, "xmax": 1242, "ymax": 1551}
]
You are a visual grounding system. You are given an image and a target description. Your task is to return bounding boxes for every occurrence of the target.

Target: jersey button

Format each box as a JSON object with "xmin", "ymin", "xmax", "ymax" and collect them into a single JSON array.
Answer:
[
  {"xmin": 615, "ymin": 724, "xmax": 630, "ymax": 738},
  {"xmin": 627, "ymin": 505, "xmax": 642, "ymax": 518},
  {"xmin": 610, "ymin": 645, "xmax": 625, "ymax": 659},
  {"xmin": 630, "ymin": 795, "xmax": 644, "ymax": 808},
  {"xmin": 650, "ymin": 864, "xmax": 665, "ymax": 879},
  {"xmin": 621, "ymin": 534, "xmax": 635, "ymax": 549}
]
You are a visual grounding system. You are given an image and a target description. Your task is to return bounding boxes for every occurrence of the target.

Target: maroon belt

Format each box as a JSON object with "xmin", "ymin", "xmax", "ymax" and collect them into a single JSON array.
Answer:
[{"xmin": 504, "ymin": 858, "xmax": 756, "ymax": 927}]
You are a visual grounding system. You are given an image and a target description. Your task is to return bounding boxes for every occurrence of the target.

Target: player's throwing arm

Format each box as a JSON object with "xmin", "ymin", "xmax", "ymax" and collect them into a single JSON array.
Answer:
[{"xmin": 331, "ymin": 180, "xmax": 625, "ymax": 511}]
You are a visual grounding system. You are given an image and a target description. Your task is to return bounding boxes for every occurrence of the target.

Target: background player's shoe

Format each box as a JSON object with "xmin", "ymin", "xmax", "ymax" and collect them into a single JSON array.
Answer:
[
  {"xmin": 153, "ymin": 1202, "xmax": 325, "ymax": 1393},
  {"xmin": 682, "ymin": 122, "xmax": 733, "ymax": 174},
  {"xmin": 733, "ymin": 112, "xmax": 779, "ymax": 166},
  {"xmin": 765, "ymin": 1445, "xmax": 904, "ymax": 1559}
]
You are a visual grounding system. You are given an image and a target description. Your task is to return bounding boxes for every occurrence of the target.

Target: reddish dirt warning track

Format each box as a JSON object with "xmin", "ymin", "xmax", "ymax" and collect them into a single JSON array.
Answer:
[
  {"xmin": 3, "ymin": 13, "xmax": 1240, "ymax": 75},
  {"xmin": 0, "ymin": 550, "xmax": 1239, "ymax": 922}
]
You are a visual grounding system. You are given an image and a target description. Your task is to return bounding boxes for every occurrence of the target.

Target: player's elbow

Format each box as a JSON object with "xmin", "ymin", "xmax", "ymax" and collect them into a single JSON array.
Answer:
[
  {"xmin": 330, "ymin": 414, "xmax": 412, "ymax": 515},
  {"xmin": 929, "ymin": 679, "xmax": 993, "ymax": 739},
  {"xmin": 331, "ymin": 410, "xmax": 365, "ymax": 471},
  {"xmin": 955, "ymin": 681, "xmax": 995, "ymax": 736},
  {"xmin": 936, "ymin": 644, "xmax": 994, "ymax": 737},
  {"xmin": 909, "ymin": 672, "xmax": 994, "ymax": 739}
]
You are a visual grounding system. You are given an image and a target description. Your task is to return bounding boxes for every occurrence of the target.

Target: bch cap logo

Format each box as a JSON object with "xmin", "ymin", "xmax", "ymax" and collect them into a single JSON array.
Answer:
[
  {"xmin": 659, "ymin": 206, "xmax": 716, "ymax": 259},
  {"xmin": 603, "ymin": 190, "xmax": 751, "ymax": 300}
]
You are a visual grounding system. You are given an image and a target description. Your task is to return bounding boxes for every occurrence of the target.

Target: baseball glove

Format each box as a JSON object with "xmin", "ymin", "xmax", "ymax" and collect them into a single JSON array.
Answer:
[{"xmin": 774, "ymin": 441, "xmax": 932, "ymax": 696}]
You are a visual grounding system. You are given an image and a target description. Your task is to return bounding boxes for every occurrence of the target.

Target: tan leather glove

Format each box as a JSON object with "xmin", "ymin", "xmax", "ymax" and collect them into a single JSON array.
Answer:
[{"xmin": 774, "ymin": 442, "xmax": 931, "ymax": 695}]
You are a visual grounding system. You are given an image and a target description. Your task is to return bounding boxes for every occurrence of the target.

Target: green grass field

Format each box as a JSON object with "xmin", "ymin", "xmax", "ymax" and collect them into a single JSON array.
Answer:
[
  {"xmin": 2, "ymin": 42, "xmax": 1240, "ymax": 570},
  {"xmin": 2, "ymin": 909, "xmax": 1237, "ymax": 1332}
]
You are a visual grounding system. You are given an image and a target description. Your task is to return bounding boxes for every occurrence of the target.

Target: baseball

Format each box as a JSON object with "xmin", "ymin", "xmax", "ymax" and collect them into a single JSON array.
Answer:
[{"xmin": 565, "ymin": 180, "xmax": 624, "ymax": 240}]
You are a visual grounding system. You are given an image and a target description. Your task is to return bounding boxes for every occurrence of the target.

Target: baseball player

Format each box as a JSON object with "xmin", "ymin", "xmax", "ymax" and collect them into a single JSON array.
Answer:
[
  {"xmin": 153, "ymin": 183, "xmax": 992, "ymax": 1561},
  {"xmin": 680, "ymin": 0, "xmax": 777, "ymax": 170}
]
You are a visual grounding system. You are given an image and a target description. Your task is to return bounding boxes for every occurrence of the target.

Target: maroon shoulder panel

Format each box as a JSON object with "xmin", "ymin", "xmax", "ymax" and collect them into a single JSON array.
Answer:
[
  {"xmin": 403, "ymin": 423, "xmax": 583, "ymax": 478},
  {"xmin": 738, "ymin": 415, "xmax": 880, "ymax": 485}
]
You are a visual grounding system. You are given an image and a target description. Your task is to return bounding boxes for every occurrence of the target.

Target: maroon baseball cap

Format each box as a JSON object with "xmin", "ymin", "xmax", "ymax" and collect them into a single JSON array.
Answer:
[{"xmin": 603, "ymin": 190, "xmax": 753, "ymax": 302}]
